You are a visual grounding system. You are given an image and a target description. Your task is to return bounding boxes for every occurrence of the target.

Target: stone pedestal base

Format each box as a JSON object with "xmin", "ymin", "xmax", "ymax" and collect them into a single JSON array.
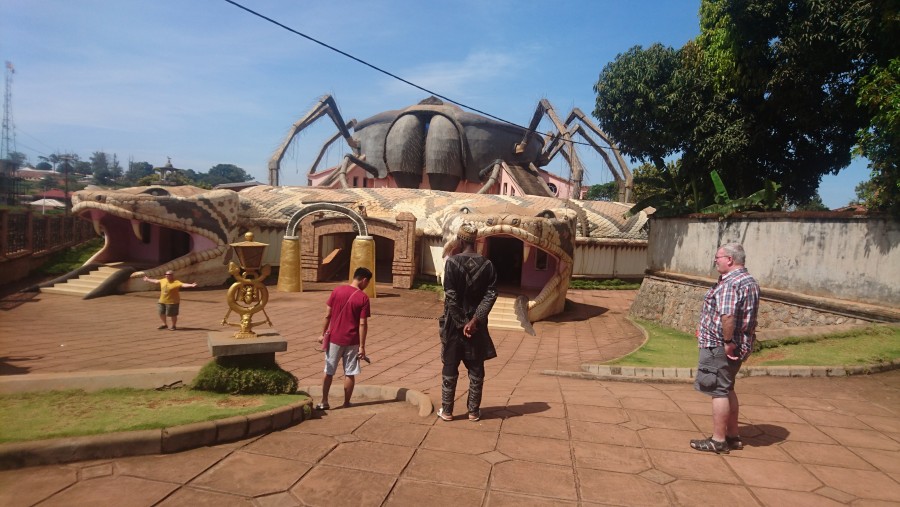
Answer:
[{"xmin": 207, "ymin": 330, "xmax": 287, "ymax": 364}]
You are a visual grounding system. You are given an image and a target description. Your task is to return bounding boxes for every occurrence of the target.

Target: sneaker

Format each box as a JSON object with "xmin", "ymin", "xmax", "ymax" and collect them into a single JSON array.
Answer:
[
  {"xmin": 468, "ymin": 410, "xmax": 481, "ymax": 422},
  {"xmin": 437, "ymin": 407, "xmax": 453, "ymax": 421},
  {"xmin": 157, "ymin": 325, "xmax": 167, "ymax": 330},
  {"xmin": 170, "ymin": 326, "xmax": 177, "ymax": 331}
]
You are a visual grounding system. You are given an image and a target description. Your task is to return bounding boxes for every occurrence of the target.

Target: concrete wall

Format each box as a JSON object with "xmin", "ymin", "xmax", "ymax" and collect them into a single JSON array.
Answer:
[
  {"xmin": 648, "ymin": 215, "xmax": 900, "ymax": 308},
  {"xmin": 573, "ymin": 240, "xmax": 648, "ymax": 279}
]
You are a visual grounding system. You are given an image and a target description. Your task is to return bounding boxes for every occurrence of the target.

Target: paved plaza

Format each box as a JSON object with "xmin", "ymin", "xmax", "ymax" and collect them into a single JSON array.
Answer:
[{"xmin": 1, "ymin": 284, "xmax": 899, "ymax": 506}]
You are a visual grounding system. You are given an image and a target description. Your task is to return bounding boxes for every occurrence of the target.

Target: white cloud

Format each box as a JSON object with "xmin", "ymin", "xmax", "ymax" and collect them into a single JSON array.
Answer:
[{"xmin": 382, "ymin": 50, "xmax": 523, "ymax": 99}]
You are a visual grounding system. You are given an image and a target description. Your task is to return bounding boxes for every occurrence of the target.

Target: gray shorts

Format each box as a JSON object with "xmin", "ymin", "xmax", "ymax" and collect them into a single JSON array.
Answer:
[
  {"xmin": 157, "ymin": 303, "xmax": 179, "ymax": 316},
  {"xmin": 694, "ymin": 346, "xmax": 742, "ymax": 398},
  {"xmin": 324, "ymin": 343, "xmax": 361, "ymax": 377}
]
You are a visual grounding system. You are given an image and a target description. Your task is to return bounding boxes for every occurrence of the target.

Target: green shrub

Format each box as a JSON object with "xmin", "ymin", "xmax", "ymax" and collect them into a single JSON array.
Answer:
[
  {"xmin": 38, "ymin": 238, "xmax": 104, "ymax": 276},
  {"xmin": 569, "ymin": 278, "xmax": 642, "ymax": 290},
  {"xmin": 193, "ymin": 357, "xmax": 298, "ymax": 395}
]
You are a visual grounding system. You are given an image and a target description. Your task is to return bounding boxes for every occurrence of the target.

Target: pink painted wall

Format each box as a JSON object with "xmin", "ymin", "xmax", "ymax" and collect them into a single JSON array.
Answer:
[{"xmin": 521, "ymin": 246, "xmax": 558, "ymax": 289}]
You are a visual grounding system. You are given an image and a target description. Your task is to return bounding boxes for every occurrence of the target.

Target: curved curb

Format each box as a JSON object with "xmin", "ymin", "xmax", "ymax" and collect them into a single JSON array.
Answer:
[
  {"xmin": 547, "ymin": 358, "xmax": 900, "ymax": 383},
  {"xmin": 0, "ymin": 383, "xmax": 433, "ymax": 471},
  {"xmin": 298, "ymin": 383, "xmax": 434, "ymax": 418},
  {"xmin": 0, "ymin": 399, "xmax": 313, "ymax": 471}
]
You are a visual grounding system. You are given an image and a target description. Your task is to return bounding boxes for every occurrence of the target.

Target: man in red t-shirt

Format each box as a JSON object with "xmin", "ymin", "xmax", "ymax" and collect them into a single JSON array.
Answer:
[{"xmin": 316, "ymin": 267, "xmax": 372, "ymax": 410}]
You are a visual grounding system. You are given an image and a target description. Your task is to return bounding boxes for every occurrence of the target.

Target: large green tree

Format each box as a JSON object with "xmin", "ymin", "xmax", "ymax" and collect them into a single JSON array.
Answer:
[{"xmin": 594, "ymin": 0, "xmax": 899, "ymax": 210}]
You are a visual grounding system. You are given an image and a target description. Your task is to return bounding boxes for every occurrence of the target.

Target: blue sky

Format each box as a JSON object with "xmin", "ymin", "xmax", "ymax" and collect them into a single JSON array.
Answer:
[{"xmin": 1, "ymin": 0, "xmax": 869, "ymax": 208}]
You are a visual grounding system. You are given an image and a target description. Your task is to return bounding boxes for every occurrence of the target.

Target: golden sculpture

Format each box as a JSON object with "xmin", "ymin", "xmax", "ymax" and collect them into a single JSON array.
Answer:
[{"xmin": 222, "ymin": 232, "xmax": 273, "ymax": 338}]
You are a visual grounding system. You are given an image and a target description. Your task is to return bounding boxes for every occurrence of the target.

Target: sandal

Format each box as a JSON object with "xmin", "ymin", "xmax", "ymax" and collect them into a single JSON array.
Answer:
[
  {"xmin": 468, "ymin": 410, "xmax": 481, "ymax": 422},
  {"xmin": 315, "ymin": 403, "xmax": 330, "ymax": 411},
  {"xmin": 157, "ymin": 325, "xmax": 168, "ymax": 330},
  {"xmin": 690, "ymin": 437, "xmax": 729, "ymax": 454},
  {"xmin": 437, "ymin": 408, "xmax": 453, "ymax": 421},
  {"xmin": 726, "ymin": 436, "xmax": 743, "ymax": 450}
]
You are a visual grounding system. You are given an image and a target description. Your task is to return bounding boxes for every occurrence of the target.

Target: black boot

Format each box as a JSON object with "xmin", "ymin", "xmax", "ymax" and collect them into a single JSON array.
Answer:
[
  {"xmin": 441, "ymin": 375, "xmax": 458, "ymax": 417},
  {"xmin": 467, "ymin": 373, "xmax": 484, "ymax": 417}
]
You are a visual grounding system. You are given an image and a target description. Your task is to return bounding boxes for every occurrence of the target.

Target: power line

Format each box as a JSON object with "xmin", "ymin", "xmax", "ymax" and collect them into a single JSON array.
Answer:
[{"xmin": 222, "ymin": 0, "xmax": 609, "ymax": 151}]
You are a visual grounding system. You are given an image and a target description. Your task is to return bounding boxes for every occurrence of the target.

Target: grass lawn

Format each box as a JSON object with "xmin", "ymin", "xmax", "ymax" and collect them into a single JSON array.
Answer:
[
  {"xmin": 0, "ymin": 388, "xmax": 308, "ymax": 444},
  {"xmin": 608, "ymin": 320, "xmax": 900, "ymax": 368}
]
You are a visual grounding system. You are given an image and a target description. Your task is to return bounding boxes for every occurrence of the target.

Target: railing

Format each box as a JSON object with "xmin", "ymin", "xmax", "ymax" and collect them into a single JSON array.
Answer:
[{"xmin": 1, "ymin": 210, "xmax": 97, "ymax": 260}]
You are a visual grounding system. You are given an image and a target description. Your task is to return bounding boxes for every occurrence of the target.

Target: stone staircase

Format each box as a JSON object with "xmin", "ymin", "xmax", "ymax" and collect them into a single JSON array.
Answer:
[
  {"xmin": 41, "ymin": 264, "xmax": 130, "ymax": 298},
  {"xmin": 488, "ymin": 294, "xmax": 529, "ymax": 333}
]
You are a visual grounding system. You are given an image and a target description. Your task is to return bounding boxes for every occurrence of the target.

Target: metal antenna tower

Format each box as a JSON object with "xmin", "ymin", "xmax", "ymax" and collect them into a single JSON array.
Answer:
[{"xmin": 1, "ymin": 61, "xmax": 15, "ymax": 160}]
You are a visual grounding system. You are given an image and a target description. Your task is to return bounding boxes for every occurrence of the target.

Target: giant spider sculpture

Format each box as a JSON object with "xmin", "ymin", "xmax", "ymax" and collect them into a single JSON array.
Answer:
[{"xmin": 268, "ymin": 95, "xmax": 632, "ymax": 201}]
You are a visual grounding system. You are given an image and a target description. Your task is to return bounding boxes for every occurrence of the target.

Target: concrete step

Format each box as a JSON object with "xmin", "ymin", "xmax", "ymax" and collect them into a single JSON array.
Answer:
[
  {"xmin": 40, "ymin": 286, "xmax": 92, "ymax": 297},
  {"xmin": 64, "ymin": 279, "xmax": 104, "ymax": 290},
  {"xmin": 41, "ymin": 264, "xmax": 128, "ymax": 298}
]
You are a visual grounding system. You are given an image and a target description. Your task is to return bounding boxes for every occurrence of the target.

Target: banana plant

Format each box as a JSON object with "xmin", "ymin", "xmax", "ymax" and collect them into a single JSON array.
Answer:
[{"xmin": 700, "ymin": 170, "xmax": 781, "ymax": 216}]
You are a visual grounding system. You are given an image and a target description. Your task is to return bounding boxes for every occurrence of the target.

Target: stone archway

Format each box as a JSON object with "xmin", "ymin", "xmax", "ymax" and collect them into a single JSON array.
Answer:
[{"xmin": 298, "ymin": 211, "xmax": 417, "ymax": 289}]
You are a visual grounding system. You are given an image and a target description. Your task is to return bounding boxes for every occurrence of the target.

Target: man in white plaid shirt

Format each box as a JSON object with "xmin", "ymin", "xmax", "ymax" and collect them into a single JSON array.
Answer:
[{"xmin": 690, "ymin": 242, "xmax": 759, "ymax": 454}]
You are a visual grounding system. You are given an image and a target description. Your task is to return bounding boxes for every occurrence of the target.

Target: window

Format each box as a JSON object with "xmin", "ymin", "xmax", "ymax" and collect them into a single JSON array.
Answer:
[
  {"xmin": 502, "ymin": 183, "xmax": 508, "ymax": 195},
  {"xmin": 353, "ymin": 177, "xmax": 359, "ymax": 187},
  {"xmin": 547, "ymin": 182, "xmax": 558, "ymax": 195}
]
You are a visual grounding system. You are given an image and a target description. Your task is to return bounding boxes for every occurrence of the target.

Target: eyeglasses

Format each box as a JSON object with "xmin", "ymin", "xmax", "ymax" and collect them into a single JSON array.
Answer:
[{"xmin": 714, "ymin": 255, "xmax": 731, "ymax": 261}]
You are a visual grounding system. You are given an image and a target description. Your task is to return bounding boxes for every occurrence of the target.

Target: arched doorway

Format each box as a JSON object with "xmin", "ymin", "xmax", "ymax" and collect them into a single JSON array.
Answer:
[
  {"xmin": 486, "ymin": 235, "xmax": 522, "ymax": 288},
  {"xmin": 319, "ymin": 232, "xmax": 354, "ymax": 281},
  {"xmin": 374, "ymin": 236, "xmax": 394, "ymax": 284}
]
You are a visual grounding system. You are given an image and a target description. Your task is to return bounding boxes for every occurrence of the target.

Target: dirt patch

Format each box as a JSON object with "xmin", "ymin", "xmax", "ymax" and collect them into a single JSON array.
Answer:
[{"xmin": 217, "ymin": 397, "xmax": 264, "ymax": 408}]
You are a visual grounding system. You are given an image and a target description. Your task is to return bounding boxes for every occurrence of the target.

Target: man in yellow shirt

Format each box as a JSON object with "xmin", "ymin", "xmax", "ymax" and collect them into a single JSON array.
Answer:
[{"xmin": 143, "ymin": 270, "xmax": 197, "ymax": 331}]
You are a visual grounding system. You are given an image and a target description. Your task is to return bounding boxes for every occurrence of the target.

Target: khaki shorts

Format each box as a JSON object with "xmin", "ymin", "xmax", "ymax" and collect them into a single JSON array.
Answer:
[
  {"xmin": 324, "ymin": 343, "xmax": 361, "ymax": 377},
  {"xmin": 694, "ymin": 346, "xmax": 742, "ymax": 398},
  {"xmin": 157, "ymin": 303, "xmax": 179, "ymax": 316}
]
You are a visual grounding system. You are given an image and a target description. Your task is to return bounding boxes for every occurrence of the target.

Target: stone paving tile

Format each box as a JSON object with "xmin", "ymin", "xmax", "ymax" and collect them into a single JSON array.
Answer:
[
  {"xmin": 352, "ymin": 417, "xmax": 431, "ymax": 447},
  {"xmin": 668, "ymin": 480, "xmax": 759, "ymax": 507},
  {"xmin": 572, "ymin": 441, "xmax": 651, "ymax": 473},
  {"xmin": 243, "ymin": 432, "xmax": 338, "ymax": 463},
  {"xmin": 771, "ymin": 395, "xmax": 839, "ymax": 411},
  {"xmin": 496, "ymin": 433, "xmax": 573, "ymax": 466},
  {"xmin": 501, "ymin": 413, "xmax": 570, "ymax": 440},
  {"xmin": 401, "ymin": 448, "xmax": 492, "ymax": 488},
  {"xmin": 506, "ymin": 399, "xmax": 567, "ymax": 418},
  {"xmin": 0, "ymin": 465, "xmax": 77, "ymax": 507},
  {"xmin": 254, "ymin": 492, "xmax": 302, "ymax": 507},
  {"xmin": 817, "ymin": 426, "xmax": 900, "ymax": 451},
  {"xmin": 491, "ymin": 460, "xmax": 577, "ymax": 500},
  {"xmin": 857, "ymin": 414, "xmax": 900, "ymax": 433},
  {"xmin": 850, "ymin": 447, "xmax": 900, "ymax": 475},
  {"xmin": 577, "ymin": 468, "xmax": 670, "ymax": 506},
  {"xmin": 828, "ymin": 398, "xmax": 898, "ymax": 418},
  {"xmin": 37, "ymin": 475, "xmax": 178, "ymax": 507},
  {"xmin": 156, "ymin": 486, "xmax": 256, "ymax": 506},
  {"xmin": 285, "ymin": 413, "xmax": 372, "ymax": 436},
  {"xmin": 114, "ymin": 446, "xmax": 230, "ymax": 484},
  {"xmin": 620, "ymin": 395, "xmax": 683, "ymax": 413},
  {"xmin": 647, "ymin": 448, "xmax": 738, "ymax": 483},
  {"xmin": 290, "ymin": 465, "xmax": 395, "ymax": 507},
  {"xmin": 320, "ymin": 440, "xmax": 415, "ymax": 475},
  {"xmin": 190, "ymin": 451, "xmax": 311, "ymax": 497},
  {"xmin": 566, "ymin": 403, "xmax": 629, "ymax": 424},
  {"xmin": 727, "ymin": 456, "xmax": 823, "ymax": 491},
  {"xmin": 560, "ymin": 390, "xmax": 622, "ymax": 407},
  {"xmin": 569, "ymin": 419, "xmax": 642, "ymax": 447},
  {"xmin": 752, "ymin": 487, "xmax": 847, "ymax": 507},
  {"xmin": 794, "ymin": 408, "xmax": 877, "ymax": 430},
  {"xmin": 421, "ymin": 425, "xmax": 499, "ymax": 454},
  {"xmin": 808, "ymin": 465, "xmax": 900, "ymax": 501},
  {"xmin": 756, "ymin": 421, "xmax": 838, "ymax": 444},
  {"xmin": 484, "ymin": 490, "xmax": 578, "ymax": 507},
  {"xmin": 780, "ymin": 441, "xmax": 877, "ymax": 470},
  {"xmin": 638, "ymin": 427, "xmax": 709, "ymax": 452},
  {"xmin": 627, "ymin": 408, "xmax": 699, "ymax": 431},
  {"xmin": 384, "ymin": 478, "xmax": 484, "ymax": 506},
  {"xmin": 741, "ymin": 404, "xmax": 808, "ymax": 424}
]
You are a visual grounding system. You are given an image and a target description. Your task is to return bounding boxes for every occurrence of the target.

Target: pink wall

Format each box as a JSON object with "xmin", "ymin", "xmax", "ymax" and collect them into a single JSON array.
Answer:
[{"xmin": 521, "ymin": 246, "xmax": 558, "ymax": 289}]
